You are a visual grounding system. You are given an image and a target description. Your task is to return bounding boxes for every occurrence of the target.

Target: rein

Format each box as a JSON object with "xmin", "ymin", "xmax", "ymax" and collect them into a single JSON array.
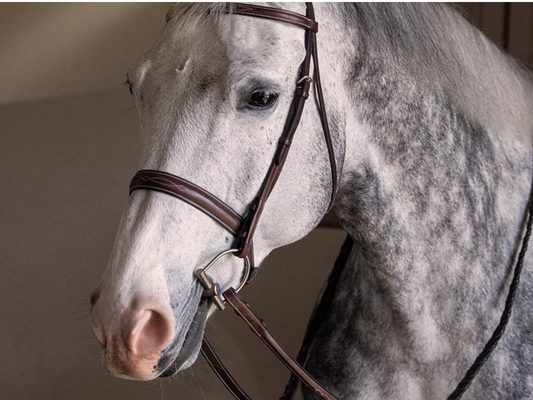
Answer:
[{"xmin": 127, "ymin": 3, "xmax": 533, "ymax": 399}]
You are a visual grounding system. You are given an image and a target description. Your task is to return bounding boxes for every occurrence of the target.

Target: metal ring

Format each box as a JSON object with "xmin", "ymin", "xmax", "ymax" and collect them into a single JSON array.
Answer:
[{"xmin": 200, "ymin": 248, "xmax": 251, "ymax": 294}]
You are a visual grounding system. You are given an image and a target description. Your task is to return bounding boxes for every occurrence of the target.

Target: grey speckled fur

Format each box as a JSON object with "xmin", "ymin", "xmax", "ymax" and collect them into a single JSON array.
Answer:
[
  {"xmin": 303, "ymin": 3, "xmax": 533, "ymax": 400},
  {"xmin": 94, "ymin": 2, "xmax": 533, "ymax": 395}
]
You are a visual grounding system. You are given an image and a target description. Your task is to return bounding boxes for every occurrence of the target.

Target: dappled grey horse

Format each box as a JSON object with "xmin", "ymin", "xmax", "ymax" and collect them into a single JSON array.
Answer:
[{"xmin": 90, "ymin": 3, "xmax": 533, "ymax": 399}]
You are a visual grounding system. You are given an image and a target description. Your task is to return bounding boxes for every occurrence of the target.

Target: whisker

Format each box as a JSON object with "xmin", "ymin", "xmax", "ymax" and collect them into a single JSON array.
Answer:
[
  {"xmin": 114, "ymin": 106, "xmax": 136, "ymax": 120},
  {"xmin": 191, "ymin": 366, "xmax": 208, "ymax": 399},
  {"xmin": 71, "ymin": 307, "xmax": 91, "ymax": 314},
  {"xmin": 159, "ymin": 379, "xmax": 165, "ymax": 400}
]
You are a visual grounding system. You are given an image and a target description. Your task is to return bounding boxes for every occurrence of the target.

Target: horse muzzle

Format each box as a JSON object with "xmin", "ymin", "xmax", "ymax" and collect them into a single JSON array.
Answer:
[{"xmin": 90, "ymin": 298, "xmax": 176, "ymax": 380}]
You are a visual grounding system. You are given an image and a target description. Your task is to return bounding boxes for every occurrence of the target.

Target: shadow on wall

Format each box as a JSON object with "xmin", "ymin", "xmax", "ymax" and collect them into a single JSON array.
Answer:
[{"xmin": 0, "ymin": 87, "xmax": 346, "ymax": 399}]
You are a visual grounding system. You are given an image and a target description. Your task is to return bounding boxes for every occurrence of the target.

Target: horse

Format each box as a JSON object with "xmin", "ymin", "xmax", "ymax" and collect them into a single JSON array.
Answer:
[{"xmin": 89, "ymin": 3, "xmax": 533, "ymax": 399}]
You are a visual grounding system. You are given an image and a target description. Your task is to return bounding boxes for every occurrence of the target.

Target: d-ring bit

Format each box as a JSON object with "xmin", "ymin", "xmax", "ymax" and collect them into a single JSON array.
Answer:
[{"xmin": 195, "ymin": 269, "xmax": 226, "ymax": 310}]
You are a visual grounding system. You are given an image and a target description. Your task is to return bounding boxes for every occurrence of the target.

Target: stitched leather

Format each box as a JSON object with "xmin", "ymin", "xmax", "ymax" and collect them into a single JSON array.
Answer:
[
  {"xmin": 130, "ymin": 169, "xmax": 258, "ymax": 274},
  {"xmin": 130, "ymin": 170, "xmax": 242, "ymax": 235},
  {"xmin": 223, "ymin": 288, "xmax": 339, "ymax": 400},
  {"xmin": 229, "ymin": 3, "xmax": 319, "ymax": 32}
]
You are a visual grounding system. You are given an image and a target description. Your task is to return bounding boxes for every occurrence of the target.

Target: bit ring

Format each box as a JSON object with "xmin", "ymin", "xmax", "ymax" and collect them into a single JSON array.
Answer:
[{"xmin": 194, "ymin": 249, "xmax": 251, "ymax": 310}]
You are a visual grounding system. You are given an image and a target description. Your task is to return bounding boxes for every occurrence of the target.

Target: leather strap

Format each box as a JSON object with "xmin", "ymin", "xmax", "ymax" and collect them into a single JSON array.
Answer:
[
  {"xmin": 221, "ymin": 288, "xmax": 340, "ymax": 400},
  {"xmin": 130, "ymin": 170, "xmax": 242, "ymax": 235},
  {"xmin": 311, "ymin": 29, "xmax": 337, "ymax": 208},
  {"xmin": 228, "ymin": 3, "xmax": 319, "ymax": 32},
  {"xmin": 234, "ymin": 2, "xmax": 321, "ymax": 259},
  {"xmin": 199, "ymin": 236, "xmax": 353, "ymax": 400},
  {"xmin": 280, "ymin": 235, "xmax": 353, "ymax": 400},
  {"xmin": 201, "ymin": 339, "xmax": 252, "ymax": 400},
  {"xmin": 130, "ymin": 169, "xmax": 257, "ymax": 273}
]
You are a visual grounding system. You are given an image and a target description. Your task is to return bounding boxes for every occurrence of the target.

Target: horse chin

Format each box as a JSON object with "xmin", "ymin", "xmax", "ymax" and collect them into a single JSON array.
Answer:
[{"xmin": 157, "ymin": 299, "xmax": 210, "ymax": 378}]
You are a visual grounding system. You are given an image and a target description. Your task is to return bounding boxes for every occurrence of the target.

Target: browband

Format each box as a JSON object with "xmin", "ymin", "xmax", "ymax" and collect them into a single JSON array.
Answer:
[{"xmin": 228, "ymin": 3, "xmax": 319, "ymax": 32}]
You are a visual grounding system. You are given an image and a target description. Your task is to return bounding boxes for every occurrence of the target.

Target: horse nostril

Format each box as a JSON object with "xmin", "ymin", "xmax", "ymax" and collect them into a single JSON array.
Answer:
[
  {"xmin": 126, "ymin": 309, "xmax": 175, "ymax": 358},
  {"xmin": 90, "ymin": 290, "xmax": 101, "ymax": 308}
]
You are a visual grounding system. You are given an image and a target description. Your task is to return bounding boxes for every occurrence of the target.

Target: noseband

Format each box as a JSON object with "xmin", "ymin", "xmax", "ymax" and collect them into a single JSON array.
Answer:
[{"xmin": 128, "ymin": 3, "xmax": 533, "ymax": 400}]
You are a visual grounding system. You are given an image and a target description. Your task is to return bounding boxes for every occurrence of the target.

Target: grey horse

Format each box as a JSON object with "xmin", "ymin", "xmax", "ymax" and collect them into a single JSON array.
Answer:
[{"xmin": 90, "ymin": 3, "xmax": 533, "ymax": 399}]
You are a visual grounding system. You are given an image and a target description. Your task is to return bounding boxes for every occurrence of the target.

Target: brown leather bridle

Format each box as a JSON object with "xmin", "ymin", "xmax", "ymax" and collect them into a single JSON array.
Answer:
[
  {"xmin": 130, "ymin": 2, "xmax": 335, "ymax": 279},
  {"xmin": 127, "ymin": 3, "xmax": 533, "ymax": 400},
  {"xmin": 130, "ymin": 2, "xmax": 335, "ymax": 312},
  {"xmin": 129, "ymin": 3, "xmax": 339, "ymax": 399}
]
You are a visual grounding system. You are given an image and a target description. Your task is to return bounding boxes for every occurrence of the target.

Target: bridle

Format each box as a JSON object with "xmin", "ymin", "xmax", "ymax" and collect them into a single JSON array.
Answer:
[
  {"xmin": 130, "ymin": 2, "xmax": 335, "ymax": 311},
  {"xmin": 127, "ymin": 3, "xmax": 533, "ymax": 400},
  {"xmin": 130, "ymin": 2, "xmax": 335, "ymax": 303},
  {"xmin": 129, "ymin": 3, "xmax": 338, "ymax": 398}
]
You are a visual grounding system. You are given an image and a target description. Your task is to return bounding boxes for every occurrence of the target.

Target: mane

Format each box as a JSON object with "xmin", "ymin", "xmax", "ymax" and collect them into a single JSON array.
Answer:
[{"xmin": 339, "ymin": 3, "xmax": 533, "ymax": 138}]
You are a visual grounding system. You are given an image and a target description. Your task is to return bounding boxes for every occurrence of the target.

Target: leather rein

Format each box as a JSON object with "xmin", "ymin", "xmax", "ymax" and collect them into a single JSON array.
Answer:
[{"xmin": 128, "ymin": 3, "xmax": 533, "ymax": 400}]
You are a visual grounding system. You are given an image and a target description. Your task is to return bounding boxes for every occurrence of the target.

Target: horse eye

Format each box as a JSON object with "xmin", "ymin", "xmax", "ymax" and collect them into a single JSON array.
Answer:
[{"xmin": 249, "ymin": 89, "xmax": 278, "ymax": 108}]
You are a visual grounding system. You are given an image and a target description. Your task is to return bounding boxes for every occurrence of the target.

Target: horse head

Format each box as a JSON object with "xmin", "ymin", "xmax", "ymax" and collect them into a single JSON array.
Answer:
[{"xmin": 90, "ymin": 3, "xmax": 343, "ymax": 380}]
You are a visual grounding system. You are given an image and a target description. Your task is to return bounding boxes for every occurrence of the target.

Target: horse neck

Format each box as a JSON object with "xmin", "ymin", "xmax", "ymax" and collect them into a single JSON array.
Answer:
[{"xmin": 322, "ymin": 3, "xmax": 533, "ymax": 365}]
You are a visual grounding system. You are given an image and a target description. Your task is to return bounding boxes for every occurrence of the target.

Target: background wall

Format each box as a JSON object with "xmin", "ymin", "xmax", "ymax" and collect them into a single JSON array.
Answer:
[
  {"xmin": 0, "ymin": 3, "xmax": 168, "ymax": 104},
  {"xmin": 460, "ymin": 2, "xmax": 533, "ymax": 68},
  {"xmin": 0, "ymin": 4, "xmax": 531, "ymax": 400}
]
